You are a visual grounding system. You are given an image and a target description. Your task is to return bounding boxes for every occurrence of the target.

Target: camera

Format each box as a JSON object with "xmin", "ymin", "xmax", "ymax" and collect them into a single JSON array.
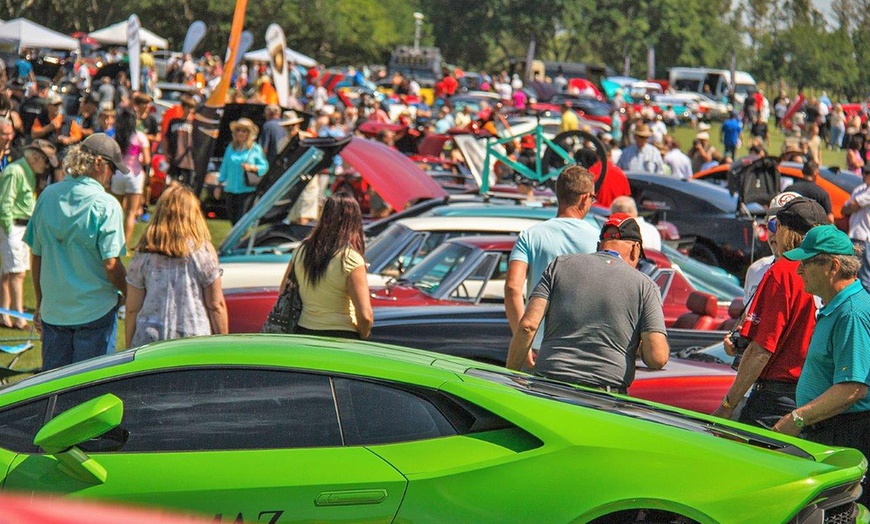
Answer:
[{"xmin": 728, "ymin": 330, "xmax": 751, "ymax": 371}]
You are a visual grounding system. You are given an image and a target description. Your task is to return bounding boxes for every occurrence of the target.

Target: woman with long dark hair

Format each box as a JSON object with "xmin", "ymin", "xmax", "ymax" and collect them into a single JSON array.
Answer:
[
  {"xmin": 280, "ymin": 193, "xmax": 372, "ymax": 339},
  {"xmin": 111, "ymin": 108, "xmax": 150, "ymax": 247}
]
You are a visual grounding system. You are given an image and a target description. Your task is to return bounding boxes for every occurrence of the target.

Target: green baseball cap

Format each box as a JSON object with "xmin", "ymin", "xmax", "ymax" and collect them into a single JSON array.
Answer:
[{"xmin": 783, "ymin": 225, "xmax": 855, "ymax": 261}]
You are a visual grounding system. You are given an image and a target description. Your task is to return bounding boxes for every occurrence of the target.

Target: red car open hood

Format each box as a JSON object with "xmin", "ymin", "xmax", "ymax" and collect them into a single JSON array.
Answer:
[{"xmin": 342, "ymin": 138, "xmax": 447, "ymax": 211}]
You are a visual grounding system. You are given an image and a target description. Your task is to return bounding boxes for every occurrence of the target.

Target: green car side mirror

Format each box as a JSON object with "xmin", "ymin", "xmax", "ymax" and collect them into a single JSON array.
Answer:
[{"xmin": 33, "ymin": 394, "xmax": 124, "ymax": 484}]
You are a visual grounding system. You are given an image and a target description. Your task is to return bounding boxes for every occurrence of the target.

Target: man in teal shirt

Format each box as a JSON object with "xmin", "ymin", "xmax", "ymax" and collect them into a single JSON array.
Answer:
[
  {"xmin": 24, "ymin": 134, "xmax": 128, "ymax": 371},
  {"xmin": 0, "ymin": 140, "xmax": 56, "ymax": 330},
  {"xmin": 773, "ymin": 225, "xmax": 870, "ymax": 506}
]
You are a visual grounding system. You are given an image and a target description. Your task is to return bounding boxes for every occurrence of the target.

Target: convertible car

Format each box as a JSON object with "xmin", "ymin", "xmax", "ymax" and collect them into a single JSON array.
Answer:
[
  {"xmin": 0, "ymin": 336, "xmax": 863, "ymax": 524},
  {"xmin": 226, "ymin": 235, "xmax": 734, "ymax": 354}
]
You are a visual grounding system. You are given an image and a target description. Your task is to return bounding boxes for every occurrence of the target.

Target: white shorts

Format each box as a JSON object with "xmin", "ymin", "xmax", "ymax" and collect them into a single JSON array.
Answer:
[
  {"xmin": 111, "ymin": 170, "xmax": 145, "ymax": 196},
  {"xmin": 0, "ymin": 224, "xmax": 30, "ymax": 274}
]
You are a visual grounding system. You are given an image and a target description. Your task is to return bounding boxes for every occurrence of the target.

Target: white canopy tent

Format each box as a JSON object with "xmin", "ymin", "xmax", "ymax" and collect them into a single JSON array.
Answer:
[
  {"xmin": 243, "ymin": 47, "xmax": 316, "ymax": 67},
  {"xmin": 0, "ymin": 18, "xmax": 79, "ymax": 52},
  {"xmin": 89, "ymin": 21, "xmax": 168, "ymax": 49}
]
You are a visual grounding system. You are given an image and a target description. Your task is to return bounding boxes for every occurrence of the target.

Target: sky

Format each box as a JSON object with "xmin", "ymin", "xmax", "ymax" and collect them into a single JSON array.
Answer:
[{"xmin": 812, "ymin": 0, "xmax": 836, "ymax": 25}]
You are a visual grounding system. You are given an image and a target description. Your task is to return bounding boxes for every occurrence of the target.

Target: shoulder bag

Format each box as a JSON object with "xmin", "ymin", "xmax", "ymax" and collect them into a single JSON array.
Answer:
[
  {"xmin": 244, "ymin": 145, "xmax": 263, "ymax": 187},
  {"xmin": 261, "ymin": 257, "xmax": 303, "ymax": 334}
]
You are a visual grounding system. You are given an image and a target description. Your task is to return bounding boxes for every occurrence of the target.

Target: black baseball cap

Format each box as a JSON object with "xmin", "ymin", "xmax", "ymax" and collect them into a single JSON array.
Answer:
[
  {"xmin": 81, "ymin": 133, "xmax": 129, "ymax": 174},
  {"xmin": 775, "ymin": 197, "xmax": 827, "ymax": 235},
  {"xmin": 600, "ymin": 213, "xmax": 646, "ymax": 258}
]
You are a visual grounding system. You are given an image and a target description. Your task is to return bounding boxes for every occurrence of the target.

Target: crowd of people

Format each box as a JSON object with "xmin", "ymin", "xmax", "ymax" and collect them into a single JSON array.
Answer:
[{"xmin": 1, "ymin": 43, "xmax": 870, "ymax": 497}]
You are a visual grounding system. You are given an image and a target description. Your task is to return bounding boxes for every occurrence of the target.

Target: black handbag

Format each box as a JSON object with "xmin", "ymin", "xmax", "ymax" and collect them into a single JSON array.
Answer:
[{"xmin": 261, "ymin": 257, "xmax": 303, "ymax": 334}]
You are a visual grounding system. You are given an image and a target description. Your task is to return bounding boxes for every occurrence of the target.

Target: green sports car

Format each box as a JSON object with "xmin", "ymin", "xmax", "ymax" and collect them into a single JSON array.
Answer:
[{"xmin": 0, "ymin": 335, "xmax": 867, "ymax": 523}]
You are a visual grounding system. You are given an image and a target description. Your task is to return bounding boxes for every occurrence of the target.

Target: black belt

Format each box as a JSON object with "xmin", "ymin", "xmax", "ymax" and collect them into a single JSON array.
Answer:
[
  {"xmin": 754, "ymin": 379, "xmax": 797, "ymax": 393},
  {"xmin": 13, "ymin": 219, "xmax": 28, "ymax": 227}
]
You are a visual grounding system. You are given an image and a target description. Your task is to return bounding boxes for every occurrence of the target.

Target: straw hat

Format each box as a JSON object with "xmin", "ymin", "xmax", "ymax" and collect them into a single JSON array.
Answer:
[
  {"xmin": 229, "ymin": 117, "xmax": 259, "ymax": 138},
  {"xmin": 633, "ymin": 123, "xmax": 653, "ymax": 138},
  {"xmin": 279, "ymin": 110, "xmax": 304, "ymax": 126}
]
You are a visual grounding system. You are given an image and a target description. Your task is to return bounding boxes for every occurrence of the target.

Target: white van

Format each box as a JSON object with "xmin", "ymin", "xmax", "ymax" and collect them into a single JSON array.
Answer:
[{"xmin": 669, "ymin": 67, "xmax": 757, "ymax": 104}]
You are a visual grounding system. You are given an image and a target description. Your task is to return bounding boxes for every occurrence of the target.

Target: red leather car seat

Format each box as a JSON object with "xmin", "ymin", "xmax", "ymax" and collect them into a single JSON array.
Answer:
[
  {"xmin": 718, "ymin": 297, "xmax": 745, "ymax": 331},
  {"xmin": 672, "ymin": 291, "xmax": 719, "ymax": 330}
]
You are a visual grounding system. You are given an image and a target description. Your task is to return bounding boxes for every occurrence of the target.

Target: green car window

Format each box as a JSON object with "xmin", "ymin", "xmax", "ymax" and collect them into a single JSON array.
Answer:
[
  {"xmin": 333, "ymin": 378, "xmax": 457, "ymax": 445},
  {"xmin": 51, "ymin": 369, "xmax": 342, "ymax": 452},
  {"xmin": 0, "ymin": 399, "xmax": 48, "ymax": 453}
]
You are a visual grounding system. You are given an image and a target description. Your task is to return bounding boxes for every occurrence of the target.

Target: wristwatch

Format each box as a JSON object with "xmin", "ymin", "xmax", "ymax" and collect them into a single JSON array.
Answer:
[{"xmin": 791, "ymin": 410, "xmax": 805, "ymax": 429}]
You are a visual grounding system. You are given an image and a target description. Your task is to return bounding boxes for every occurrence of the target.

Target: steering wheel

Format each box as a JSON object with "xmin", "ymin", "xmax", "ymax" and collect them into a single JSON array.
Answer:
[
  {"xmin": 453, "ymin": 282, "xmax": 470, "ymax": 299},
  {"xmin": 541, "ymin": 129, "xmax": 608, "ymax": 194}
]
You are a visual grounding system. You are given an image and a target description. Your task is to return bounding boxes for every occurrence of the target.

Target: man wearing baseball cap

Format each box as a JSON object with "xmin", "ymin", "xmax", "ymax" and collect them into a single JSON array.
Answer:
[
  {"xmin": 24, "ymin": 134, "xmax": 128, "ymax": 371},
  {"xmin": 0, "ymin": 140, "xmax": 57, "ymax": 330},
  {"xmin": 772, "ymin": 225, "xmax": 870, "ymax": 506},
  {"xmin": 714, "ymin": 197, "xmax": 827, "ymax": 428},
  {"xmin": 507, "ymin": 213, "xmax": 669, "ymax": 393}
]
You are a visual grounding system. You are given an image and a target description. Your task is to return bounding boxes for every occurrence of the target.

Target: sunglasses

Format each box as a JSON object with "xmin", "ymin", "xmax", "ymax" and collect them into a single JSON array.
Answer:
[{"xmin": 767, "ymin": 218, "xmax": 778, "ymax": 234}]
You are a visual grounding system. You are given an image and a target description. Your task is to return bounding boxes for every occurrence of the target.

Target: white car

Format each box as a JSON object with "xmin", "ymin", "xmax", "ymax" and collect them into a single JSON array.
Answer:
[{"xmin": 220, "ymin": 215, "xmax": 540, "ymax": 290}]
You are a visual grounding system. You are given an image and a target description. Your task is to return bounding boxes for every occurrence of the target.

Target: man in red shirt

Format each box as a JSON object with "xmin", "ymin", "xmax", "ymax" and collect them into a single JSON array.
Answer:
[
  {"xmin": 573, "ymin": 147, "xmax": 630, "ymax": 208},
  {"xmin": 712, "ymin": 197, "xmax": 828, "ymax": 428}
]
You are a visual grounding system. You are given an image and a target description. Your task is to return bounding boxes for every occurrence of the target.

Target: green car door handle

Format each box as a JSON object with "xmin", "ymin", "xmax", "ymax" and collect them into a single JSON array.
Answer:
[{"xmin": 314, "ymin": 489, "xmax": 388, "ymax": 506}]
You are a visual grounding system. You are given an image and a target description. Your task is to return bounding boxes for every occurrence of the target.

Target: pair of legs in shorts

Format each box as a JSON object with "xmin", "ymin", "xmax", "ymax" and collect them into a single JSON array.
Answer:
[
  {"xmin": 0, "ymin": 223, "xmax": 30, "ymax": 329},
  {"xmin": 111, "ymin": 171, "xmax": 144, "ymax": 249}
]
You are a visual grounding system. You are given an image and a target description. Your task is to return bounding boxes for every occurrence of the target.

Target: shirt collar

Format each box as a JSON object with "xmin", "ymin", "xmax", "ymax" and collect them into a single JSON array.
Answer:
[{"xmin": 818, "ymin": 280, "xmax": 866, "ymax": 317}]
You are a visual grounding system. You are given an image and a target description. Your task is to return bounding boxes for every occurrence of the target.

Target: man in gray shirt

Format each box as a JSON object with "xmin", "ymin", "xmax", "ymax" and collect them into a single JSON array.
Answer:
[{"xmin": 507, "ymin": 214, "xmax": 669, "ymax": 392}]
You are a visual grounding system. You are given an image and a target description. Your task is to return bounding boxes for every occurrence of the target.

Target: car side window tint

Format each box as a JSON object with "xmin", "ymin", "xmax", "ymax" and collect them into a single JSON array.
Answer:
[
  {"xmin": 52, "ymin": 369, "xmax": 341, "ymax": 452},
  {"xmin": 333, "ymin": 378, "xmax": 456, "ymax": 445},
  {"xmin": 0, "ymin": 399, "xmax": 48, "ymax": 453}
]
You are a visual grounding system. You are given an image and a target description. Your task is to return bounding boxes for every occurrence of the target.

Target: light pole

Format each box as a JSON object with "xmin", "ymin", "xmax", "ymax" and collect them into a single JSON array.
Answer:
[{"xmin": 413, "ymin": 12, "xmax": 424, "ymax": 52}]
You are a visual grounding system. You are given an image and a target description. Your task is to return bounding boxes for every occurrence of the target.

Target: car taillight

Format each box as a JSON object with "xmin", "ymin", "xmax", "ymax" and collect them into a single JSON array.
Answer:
[
  {"xmin": 756, "ymin": 222, "xmax": 769, "ymax": 243},
  {"xmin": 656, "ymin": 221, "xmax": 680, "ymax": 241}
]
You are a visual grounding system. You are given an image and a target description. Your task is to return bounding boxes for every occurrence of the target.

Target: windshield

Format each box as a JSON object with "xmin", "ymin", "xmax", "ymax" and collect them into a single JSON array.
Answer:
[
  {"xmin": 574, "ymin": 98, "xmax": 612, "ymax": 116},
  {"xmin": 820, "ymin": 169, "xmax": 862, "ymax": 193},
  {"xmin": 366, "ymin": 224, "xmax": 415, "ymax": 270},
  {"xmin": 399, "ymin": 242, "xmax": 475, "ymax": 294},
  {"xmin": 0, "ymin": 351, "xmax": 134, "ymax": 394}
]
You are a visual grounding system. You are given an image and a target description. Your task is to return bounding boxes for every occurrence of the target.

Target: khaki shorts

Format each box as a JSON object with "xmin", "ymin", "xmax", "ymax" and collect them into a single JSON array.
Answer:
[{"xmin": 0, "ymin": 224, "xmax": 30, "ymax": 274}]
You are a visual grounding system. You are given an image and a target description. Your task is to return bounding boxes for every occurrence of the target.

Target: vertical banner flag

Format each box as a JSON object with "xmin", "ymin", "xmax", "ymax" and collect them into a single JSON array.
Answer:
[
  {"xmin": 233, "ymin": 31, "xmax": 254, "ymax": 70},
  {"xmin": 127, "ymin": 15, "xmax": 141, "ymax": 92},
  {"xmin": 182, "ymin": 21, "xmax": 207, "ymax": 55},
  {"xmin": 646, "ymin": 45, "xmax": 654, "ymax": 81},
  {"xmin": 266, "ymin": 24, "xmax": 289, "ymax": 107},
  {"xmin": 730, "ymin": 51, "xmax": 737, "ymax": 96},
  {"xmin": 524, "ymin": 36, "xmax": 536, "ymax": 82},
  {"xmin": 192, "ymin": 0, "xmax": 248, "ymax": 195}
]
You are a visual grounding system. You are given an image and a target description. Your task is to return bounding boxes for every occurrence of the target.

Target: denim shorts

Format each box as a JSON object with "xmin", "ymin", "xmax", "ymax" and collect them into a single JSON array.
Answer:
[{"xmin": 41, "ymin": 306, "xmax": 118, "ymax": 371}]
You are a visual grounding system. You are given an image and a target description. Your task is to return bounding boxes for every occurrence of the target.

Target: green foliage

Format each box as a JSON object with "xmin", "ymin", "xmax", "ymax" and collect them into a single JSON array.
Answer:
[{"xmin": 0, "ymin": 0, "xmax": 861, "ymax": 98}]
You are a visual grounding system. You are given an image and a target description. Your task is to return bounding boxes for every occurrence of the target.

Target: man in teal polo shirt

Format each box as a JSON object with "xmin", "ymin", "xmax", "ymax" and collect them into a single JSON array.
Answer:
[
  {"xmin": 0, "ymin": 140, "xmax": 57, "ymax": 330},
  {"xmin": 773, "ymin": 225, "xmax": 870, "ymax": 506},
  {"xmin": 24, "ymin": 133, "xmax": 128, "ymax": 371}
]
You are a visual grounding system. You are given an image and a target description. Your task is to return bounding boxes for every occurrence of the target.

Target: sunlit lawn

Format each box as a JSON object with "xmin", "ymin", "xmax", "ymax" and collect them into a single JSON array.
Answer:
[{"xmin": 0, "ymin": 215, "xmax": 233, "ymax": 381}]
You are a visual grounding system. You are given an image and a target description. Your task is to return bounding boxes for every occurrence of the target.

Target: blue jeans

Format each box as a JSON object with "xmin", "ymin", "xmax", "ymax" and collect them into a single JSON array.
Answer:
[{"xmin": 41, "ymin": 306, "xmax": 118, "ymax": 371}]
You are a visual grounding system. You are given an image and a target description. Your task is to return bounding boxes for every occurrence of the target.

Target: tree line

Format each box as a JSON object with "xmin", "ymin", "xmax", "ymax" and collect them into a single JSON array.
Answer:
[{"xmin": 6, "ymin": 0, "xmax": 870, "ymax": 99}]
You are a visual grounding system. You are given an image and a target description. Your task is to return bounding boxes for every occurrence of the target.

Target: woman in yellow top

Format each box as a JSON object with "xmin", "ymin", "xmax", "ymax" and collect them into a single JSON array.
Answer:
[{"xmin": 280, "ymin": 193, "xmax": 373, "ymax": 339}]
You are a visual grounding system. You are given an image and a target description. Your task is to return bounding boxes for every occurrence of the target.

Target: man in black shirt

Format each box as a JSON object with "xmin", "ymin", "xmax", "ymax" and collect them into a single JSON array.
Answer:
[
  {"xmin": 787, "ymin": 160, "xmax": 834, "ymax": 224},
  {"xmin": 18, "ymin": 78, "xmax": 49, "ymax": 141}
]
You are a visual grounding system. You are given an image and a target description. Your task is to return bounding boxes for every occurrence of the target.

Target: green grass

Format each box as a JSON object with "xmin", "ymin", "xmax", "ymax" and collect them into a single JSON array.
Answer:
[
  {"xmin": 668, "ymin": 118, "xmax": 847, "ymax": 166},
  {"xmin": 0, "ymin": 215, "xmax": 233, "ymax": 381}
]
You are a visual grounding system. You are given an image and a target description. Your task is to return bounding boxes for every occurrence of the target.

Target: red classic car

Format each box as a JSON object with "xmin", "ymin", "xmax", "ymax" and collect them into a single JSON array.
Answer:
[{"xmin": 226, "ymin": 236, "xmax": 731, "ymax": 336}]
